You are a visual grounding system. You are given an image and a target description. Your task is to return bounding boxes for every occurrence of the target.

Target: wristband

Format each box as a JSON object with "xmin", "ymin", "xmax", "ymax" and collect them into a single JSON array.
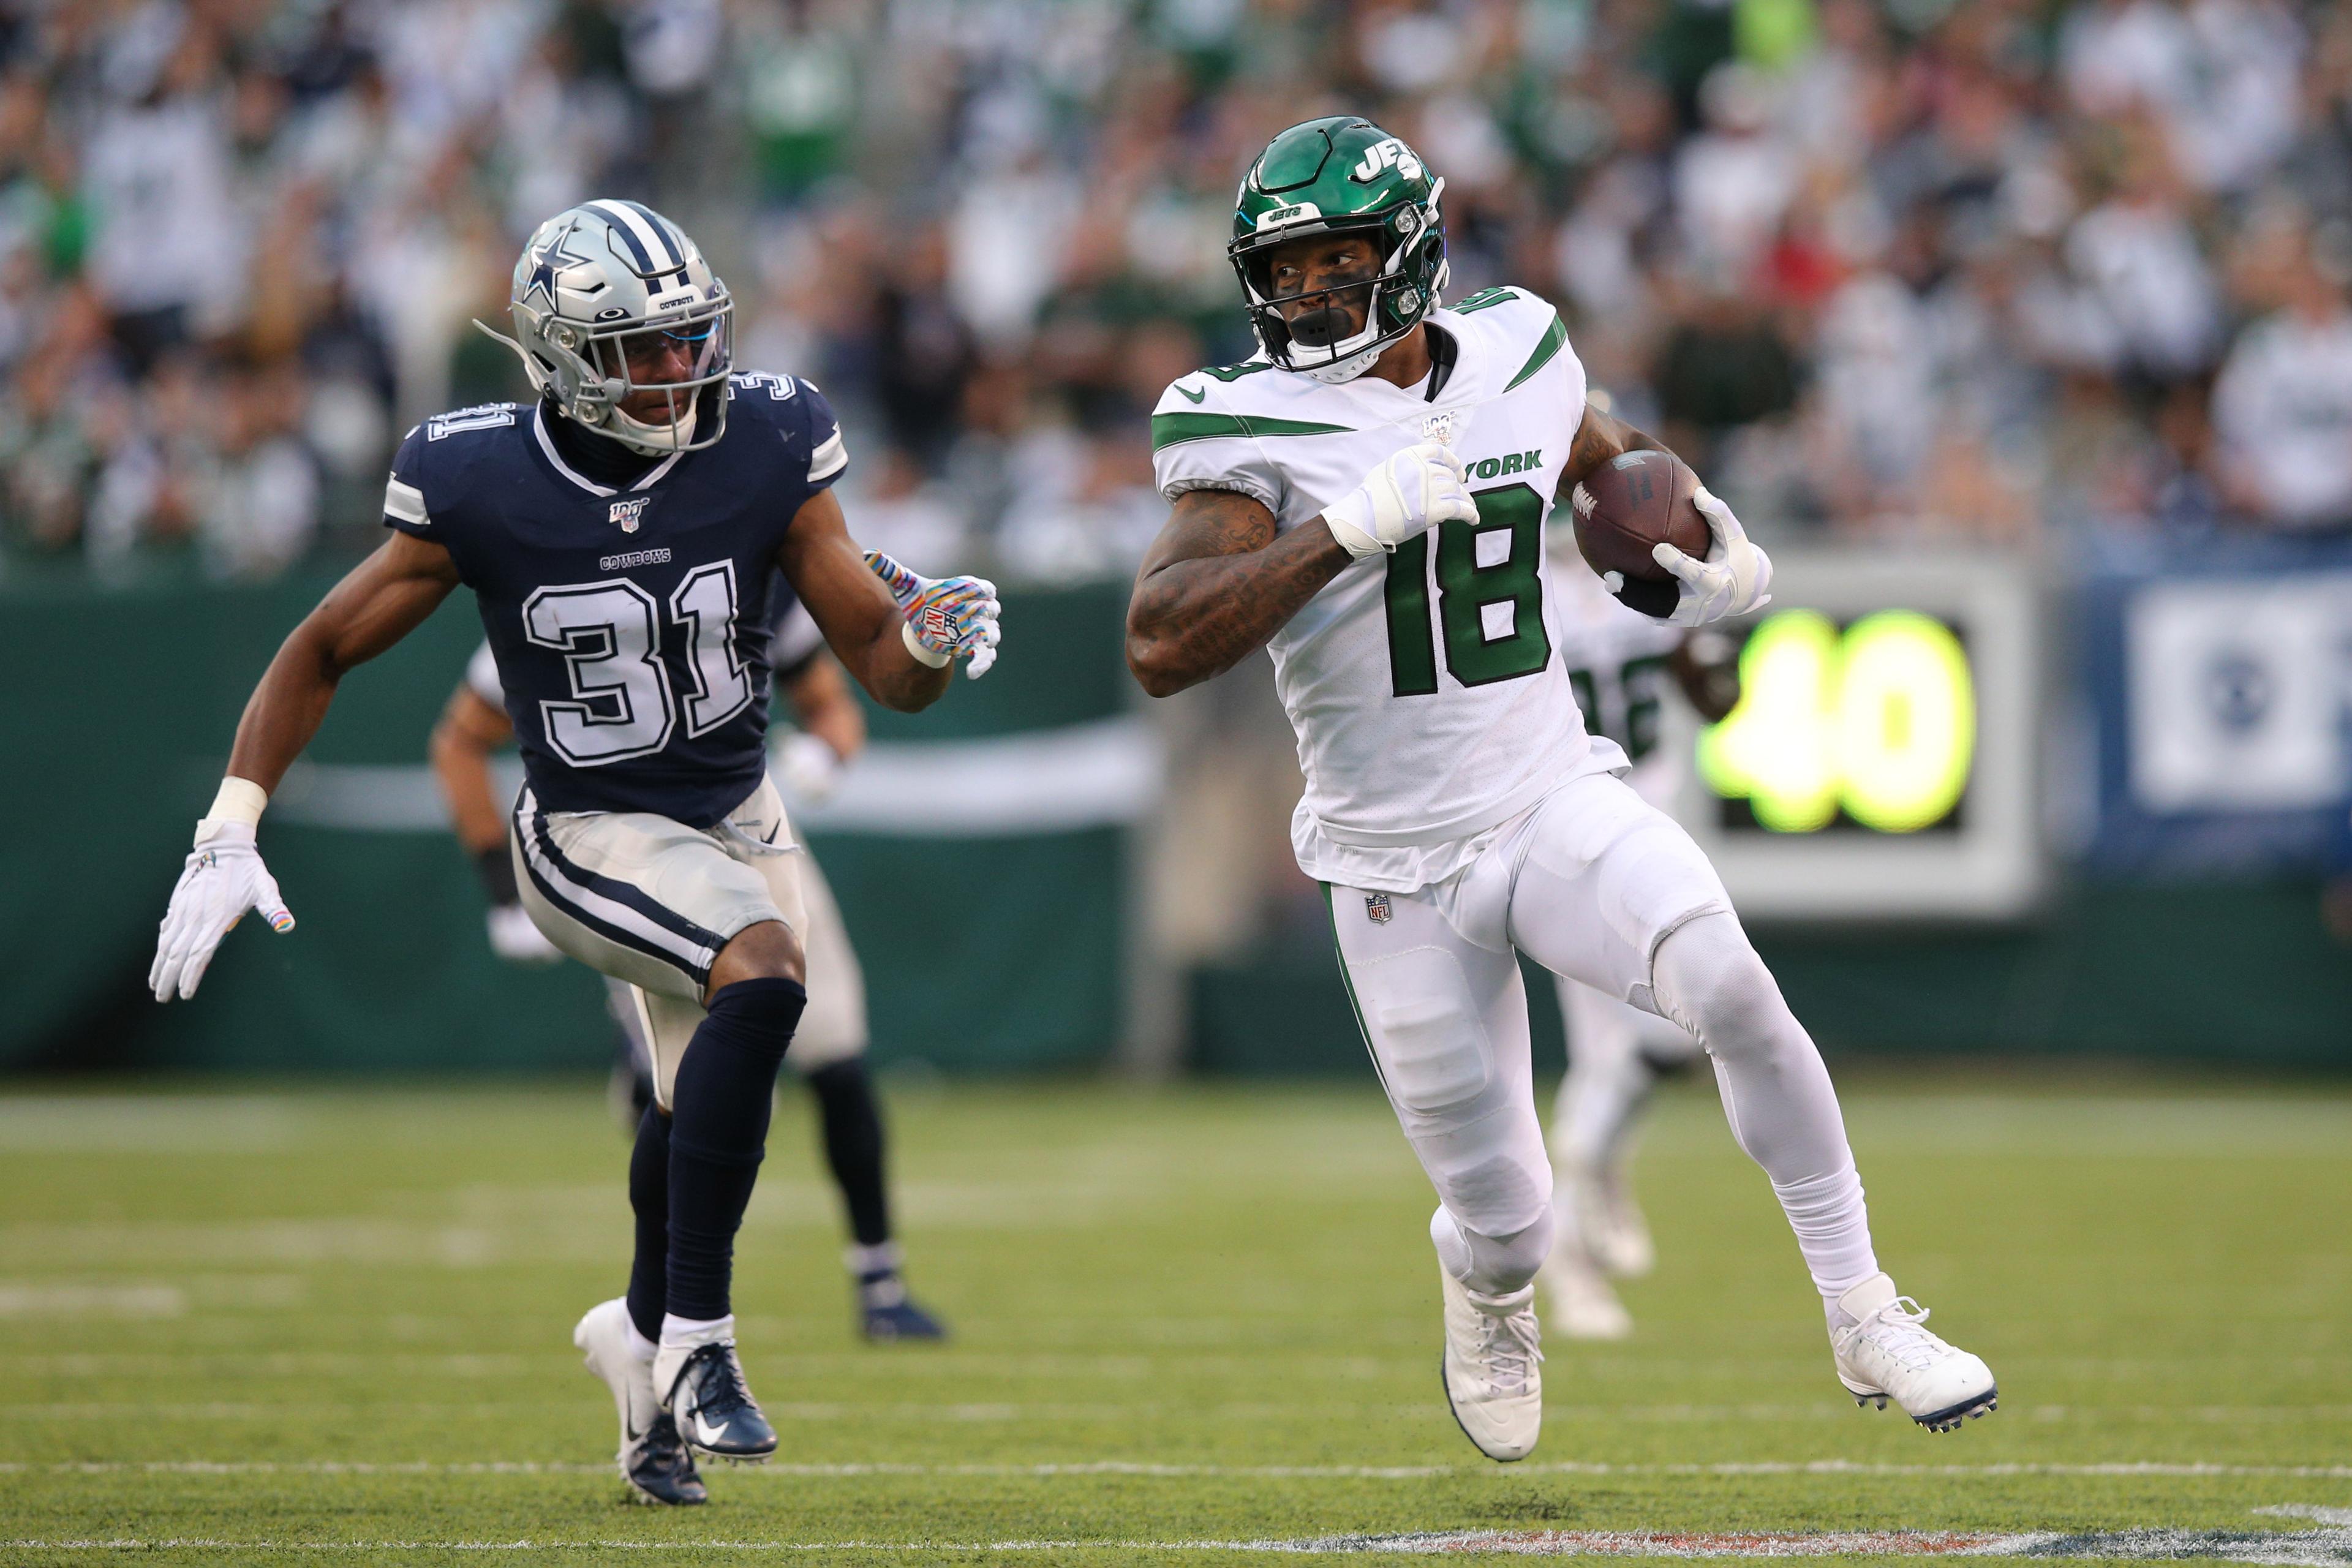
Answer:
[
  {"xmin": 474, "ymin": 846, "xmax": 521, "ymax": 907},
  {"xmin": 1322, "ymin": 499, "xmax": 1384, "ymax": 560},
  {"xmin": 901, "ymin": 619, "xmax": 951, "ymax": 668},
  {"xmin": 194, "ymin": 775, "xmax": 268, "ymax": 848}
]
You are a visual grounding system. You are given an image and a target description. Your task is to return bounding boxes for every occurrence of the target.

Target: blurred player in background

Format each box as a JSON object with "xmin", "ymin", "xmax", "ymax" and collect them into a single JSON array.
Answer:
[
  {"xmin": 1127, "ymin": 118, "xmax": 1995, "ymax": 1465},
  {"xmin": 1539, "ymin": 537, "xmax": 1741, "ymax": 1341},
  {"xmin": 429, "ymin": 601, "xmax": 948, "ymax": 1346},
  {"xmin": 148, "ymin": 200, "xmax": 1000, "ymax": 1507}
]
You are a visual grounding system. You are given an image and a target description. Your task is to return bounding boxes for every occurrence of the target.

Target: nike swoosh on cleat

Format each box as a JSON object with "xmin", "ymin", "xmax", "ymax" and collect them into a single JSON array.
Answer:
[
  {"xmin": 1177, "ymin": 383, "xmax": 1205, "ymax": 403},
  {"xmin": 693, "ymin": 1412, "xmax": 730, "ymax": 1447}
]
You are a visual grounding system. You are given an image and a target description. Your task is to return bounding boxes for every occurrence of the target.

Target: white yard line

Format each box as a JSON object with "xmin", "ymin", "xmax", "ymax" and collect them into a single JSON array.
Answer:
[
  {"xmin": 10, "ymin": 1401, "xmax": 2346, "ymax": 1425},
  {"xmin": 4, "ymin": 1460, "xmax": 2350, "ymax": 1480},
  {"xmin": 4, "ymin": 1527, "xmax": 2351, "ymax": 1561}
]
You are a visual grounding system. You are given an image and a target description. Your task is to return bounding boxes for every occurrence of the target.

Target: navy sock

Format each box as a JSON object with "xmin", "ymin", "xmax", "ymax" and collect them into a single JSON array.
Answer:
[
  {"xmin": 625, "ymin": 1102, "xmax": 670, "ymax": 1344},
  {"xmin": 664, "ymin": 976, "xmax": 806, "ymax": 1322},
  {"xmin": 806, "ymin": 1059, "xmax": 891, "ymax": 1248}
]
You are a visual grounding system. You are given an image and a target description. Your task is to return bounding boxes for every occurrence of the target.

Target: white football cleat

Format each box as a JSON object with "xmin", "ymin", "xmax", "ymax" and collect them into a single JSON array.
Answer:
[
  {"xmin": 1542, "ymin": 1238, "xmax": 1633, "ymax": 1341},
  {"xmin": 573, "ymin": 1298, "xmax": 705, "ymax": 1505},
  {"xmin": 1831, "ymin": 1273, "xmax": 1998, "ymax": 1433},
  {"xmin": 1438, "ymin": 1267, "xmax": 1544, "ymax": 1461}
]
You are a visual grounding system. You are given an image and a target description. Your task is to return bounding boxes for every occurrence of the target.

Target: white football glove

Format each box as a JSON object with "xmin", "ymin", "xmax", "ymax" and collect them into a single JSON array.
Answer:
[
  {"xmin": 1322, "ymin": 441, "xmax": 1480, "ymax": 560},
  {"xmin": 776, "ymin": 730, "xmax": 845, "ymax": 805},
  {"xmin": 486, "ymin": 903, "xmax": 564, "ymax": 964},
  {"xmin": 1652, "ymin": 486, "xmax": 1773, "ymax": 626},
  {"xmin": 149, "ymin": 821, "xmax": 295, "ymax": 1002},
  {"xmin": 864, "ymin": 551, "xmax": 1001, "ymax": 678}
]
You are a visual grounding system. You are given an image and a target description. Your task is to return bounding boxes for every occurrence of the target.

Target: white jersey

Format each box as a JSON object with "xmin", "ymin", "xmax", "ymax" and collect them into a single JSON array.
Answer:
[
  {"xmin": 1151, "ymin": 287, "xmax": 1627, "ymax": 892},
  {"xmin": 1542, "ymin": 537, "xmax": 1684, "ymax": 793}
]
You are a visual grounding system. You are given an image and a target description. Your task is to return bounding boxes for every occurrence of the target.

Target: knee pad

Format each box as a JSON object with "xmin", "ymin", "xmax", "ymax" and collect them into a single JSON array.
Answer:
[
  {"xmin": 1431, "ymin": 1203, "xmax": 1554, "ymax": 1297},
  {"xmin": 701, "ymin": 976, "xmax": 807, "ymax": 1069},
  {"xmin": 1652, "ymin": 914, "xmax": 1785, "ymax": 1062}
]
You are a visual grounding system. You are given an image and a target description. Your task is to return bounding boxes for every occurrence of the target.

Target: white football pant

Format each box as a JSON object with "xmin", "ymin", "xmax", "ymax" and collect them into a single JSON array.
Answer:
[
  {"xmin": 612, "ymin": 849, "xmax": 870, "ymax": 1110},
  {"xmin": 1330, "ymin": 769, "xmax": 1877, "ymax": 1308},
  {"xmin": 1551, "ymin": 753, "xmax": 1703, "ymax": 1185}
]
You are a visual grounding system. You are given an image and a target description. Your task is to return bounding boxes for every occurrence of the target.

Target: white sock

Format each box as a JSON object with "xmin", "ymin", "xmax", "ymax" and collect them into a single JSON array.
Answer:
[
  {"xmin": 1429, "ymin": 1204, "xmax": 1550, "ymax": 1298},
  {"xmin": 843, "ymin": 1240, "xmax": 902, "ymax": 1278},
  {"xmin": 1772, "ymin": 1164, "xmax": 1879, "ymax": 1317},
  {"xmin": 624, "ymin": 1317, "xmax": 658, "ymax": 1363},
  {"xmin": 1430, "ymin": 1204, "xmax": 1475, "ymax": 1282},
  {"xmin": 658, "ymin": 1311, "xmax": 733, "ymax": 1348},
  {"xmin": 1653, "ymin": 914, "xmax": 1879, "ymax": 1310}
]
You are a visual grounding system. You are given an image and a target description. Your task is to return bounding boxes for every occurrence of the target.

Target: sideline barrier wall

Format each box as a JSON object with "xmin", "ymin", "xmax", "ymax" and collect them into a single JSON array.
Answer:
[{"xmin": 0, "ymin": 572, "xmax": 1137, "ymax": 1073}]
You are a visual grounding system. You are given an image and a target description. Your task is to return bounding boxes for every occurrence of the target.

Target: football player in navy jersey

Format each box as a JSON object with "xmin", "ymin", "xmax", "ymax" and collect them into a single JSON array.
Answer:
[
  {"xmin": 429, "ymin": 600, "xmax": 950, "ymax": 1345},
  {"xmin": 148, "ymin": 200, "xmax": 1001, "ymax": 1506}
]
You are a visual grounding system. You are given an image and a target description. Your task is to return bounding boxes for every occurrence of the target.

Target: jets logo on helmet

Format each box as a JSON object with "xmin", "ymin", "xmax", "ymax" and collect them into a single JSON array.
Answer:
[
  {"xmin": 473, "ymin": 200, "xmax": 736, "ymax": 457},
  {"xmin": 1228, "ymin": 116, "xmax": 1448, "ymax": 385},
  {"xmin": 1350, "ymin": 137, "xmax": 1423, "ymax": 184}
]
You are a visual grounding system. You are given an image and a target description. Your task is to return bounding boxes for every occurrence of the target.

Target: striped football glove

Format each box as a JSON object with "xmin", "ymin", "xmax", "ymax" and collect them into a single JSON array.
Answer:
[{"xmin": 864, "ymin": 551, "xmax": 1001, "ymax": 678}]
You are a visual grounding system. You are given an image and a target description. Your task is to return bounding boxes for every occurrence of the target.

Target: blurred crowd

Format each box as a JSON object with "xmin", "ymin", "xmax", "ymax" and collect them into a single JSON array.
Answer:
[{"xmin": 2, "ymin": 0, "xmax": 2350, "ymax": 585}]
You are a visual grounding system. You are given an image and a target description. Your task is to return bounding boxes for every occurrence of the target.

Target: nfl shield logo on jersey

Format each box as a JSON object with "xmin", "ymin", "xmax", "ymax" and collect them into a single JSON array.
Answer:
[
  {"xmin": 608, "ymin": 496, "xmax": 650, "ymax": 533},
  {"xmin": 1365, "ymin": 893, "xmax": 1393, "ymax": 925}
]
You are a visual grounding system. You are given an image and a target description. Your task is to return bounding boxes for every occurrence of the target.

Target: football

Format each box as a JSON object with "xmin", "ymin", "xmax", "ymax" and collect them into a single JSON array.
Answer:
[{"xmin": 1570, "ymin": 449, "xmax": 1709, "ymax": 617}]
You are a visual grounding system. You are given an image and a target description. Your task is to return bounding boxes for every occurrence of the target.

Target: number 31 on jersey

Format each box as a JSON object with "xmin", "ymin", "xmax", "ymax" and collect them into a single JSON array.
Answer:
[{"xmin": 523, "ymin": 561, "xmax": 752, "ymax": 766}]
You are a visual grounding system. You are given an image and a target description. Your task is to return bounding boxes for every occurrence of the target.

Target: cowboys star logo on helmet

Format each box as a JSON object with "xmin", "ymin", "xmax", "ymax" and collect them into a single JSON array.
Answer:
[{"xmin": 475, "ymin": 200, "xmax": 736, "ymax": 456}]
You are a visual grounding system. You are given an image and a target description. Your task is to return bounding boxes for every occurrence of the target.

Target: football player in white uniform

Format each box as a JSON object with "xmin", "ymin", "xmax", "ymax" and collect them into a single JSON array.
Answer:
[
  {"xmin": 429, "ymin": 601, "xmax": 948, "ymax": 1344},
  {"xmin": 1126, "ymin": 118, "xmax": 1996, "ymax": 1461},
  {"xmin": 1539, "ymin": 541, "xmax": 1741, "ymax": 1341}
]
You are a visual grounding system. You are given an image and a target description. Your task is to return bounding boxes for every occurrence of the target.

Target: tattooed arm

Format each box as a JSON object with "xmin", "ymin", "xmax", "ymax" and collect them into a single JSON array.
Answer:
[
  {"xmin": 1125, "ymin": 487, "xmax": 1352, "ymax": 698},
  {"xmin": 1559, "ymin": 402, "xmax": 1678, "ymax": 494}
]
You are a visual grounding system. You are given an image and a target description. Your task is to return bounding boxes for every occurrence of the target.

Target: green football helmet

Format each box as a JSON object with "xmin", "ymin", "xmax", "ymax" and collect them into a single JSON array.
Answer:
[{"xmin": 1228, "ymin": 116, "xmax": 1449, "ymax": 384}]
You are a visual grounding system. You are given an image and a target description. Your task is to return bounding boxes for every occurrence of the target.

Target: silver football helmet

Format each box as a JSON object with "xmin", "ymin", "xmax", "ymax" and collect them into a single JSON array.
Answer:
[{"xmin": 477, "ymin": 200, "xmax": 734, "ymax": 455}]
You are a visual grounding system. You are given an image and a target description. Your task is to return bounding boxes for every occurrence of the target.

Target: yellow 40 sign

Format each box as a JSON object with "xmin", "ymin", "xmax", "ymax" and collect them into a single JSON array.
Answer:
[{"xmin": 1697, "ymin": 609, "xmax": 1976, "ymax": 834}]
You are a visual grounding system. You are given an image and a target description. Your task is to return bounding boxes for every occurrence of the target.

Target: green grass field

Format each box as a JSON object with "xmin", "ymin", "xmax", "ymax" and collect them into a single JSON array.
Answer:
[{"xmin": 1, "ymin": 1072, "xmax": 2346, "ymax": 1565}]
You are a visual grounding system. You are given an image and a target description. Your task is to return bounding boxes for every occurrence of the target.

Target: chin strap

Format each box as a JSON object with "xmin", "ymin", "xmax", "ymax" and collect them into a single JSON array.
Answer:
[
  {"xmin": 1300, "ymin": 343, "xmax": 1387, "ymax": 384},
  {"xmin": 608, "ymin": 399, "xmax": 697, "ymax": 454}
]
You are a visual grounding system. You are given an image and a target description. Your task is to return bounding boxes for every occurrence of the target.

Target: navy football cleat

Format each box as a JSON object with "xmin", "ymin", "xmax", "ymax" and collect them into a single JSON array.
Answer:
[
  {"xmin": 657, "ymin": 1339, "xmax": 778, "ymax": 1461},
  {"xmin": 858, "ymin": 1270, "xmax": 948, "ymax": 1342},
  {"xmin": 624, "ymin": 1411, "xmax": 708, "ymax": 1505}
]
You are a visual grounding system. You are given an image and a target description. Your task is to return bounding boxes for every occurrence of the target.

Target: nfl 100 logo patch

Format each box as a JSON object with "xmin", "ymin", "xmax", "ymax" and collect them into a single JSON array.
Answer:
[
  {"xmin": 1365, "ymin": 893, "xmax": 1393, "ymax": 925},
  {"xmin": 609, "ymin": 496, "xmax": 650, "ymax": 533}
]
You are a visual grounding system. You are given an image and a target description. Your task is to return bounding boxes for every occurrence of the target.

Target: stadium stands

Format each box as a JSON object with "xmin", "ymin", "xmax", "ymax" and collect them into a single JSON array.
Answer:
[{"xmin": 2, "ymin": 0, "xmax": 2348, "ymax": 584}]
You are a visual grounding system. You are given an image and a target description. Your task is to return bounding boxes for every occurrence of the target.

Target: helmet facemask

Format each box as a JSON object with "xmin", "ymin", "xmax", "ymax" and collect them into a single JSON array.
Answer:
[
  {"xmin": 574, "ymin": 306, "xmax": 735, "ymax": 453},
  {"xmin": 1229, "ymin": 176, "xmax": 1447, "ymax": 385}
]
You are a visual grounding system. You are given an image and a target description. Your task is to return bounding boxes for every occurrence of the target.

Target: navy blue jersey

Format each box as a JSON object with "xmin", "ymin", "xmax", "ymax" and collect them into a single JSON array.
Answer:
[{"xmin": 385, "ymin": 373, "xmax": 848, "ymax": 827}]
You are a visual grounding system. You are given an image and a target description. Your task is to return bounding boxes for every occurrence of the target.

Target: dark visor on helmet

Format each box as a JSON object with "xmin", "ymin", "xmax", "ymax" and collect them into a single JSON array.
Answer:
[{"xmin": 594, "ymin": 318, "xmax": 727, "ymax": 385}]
